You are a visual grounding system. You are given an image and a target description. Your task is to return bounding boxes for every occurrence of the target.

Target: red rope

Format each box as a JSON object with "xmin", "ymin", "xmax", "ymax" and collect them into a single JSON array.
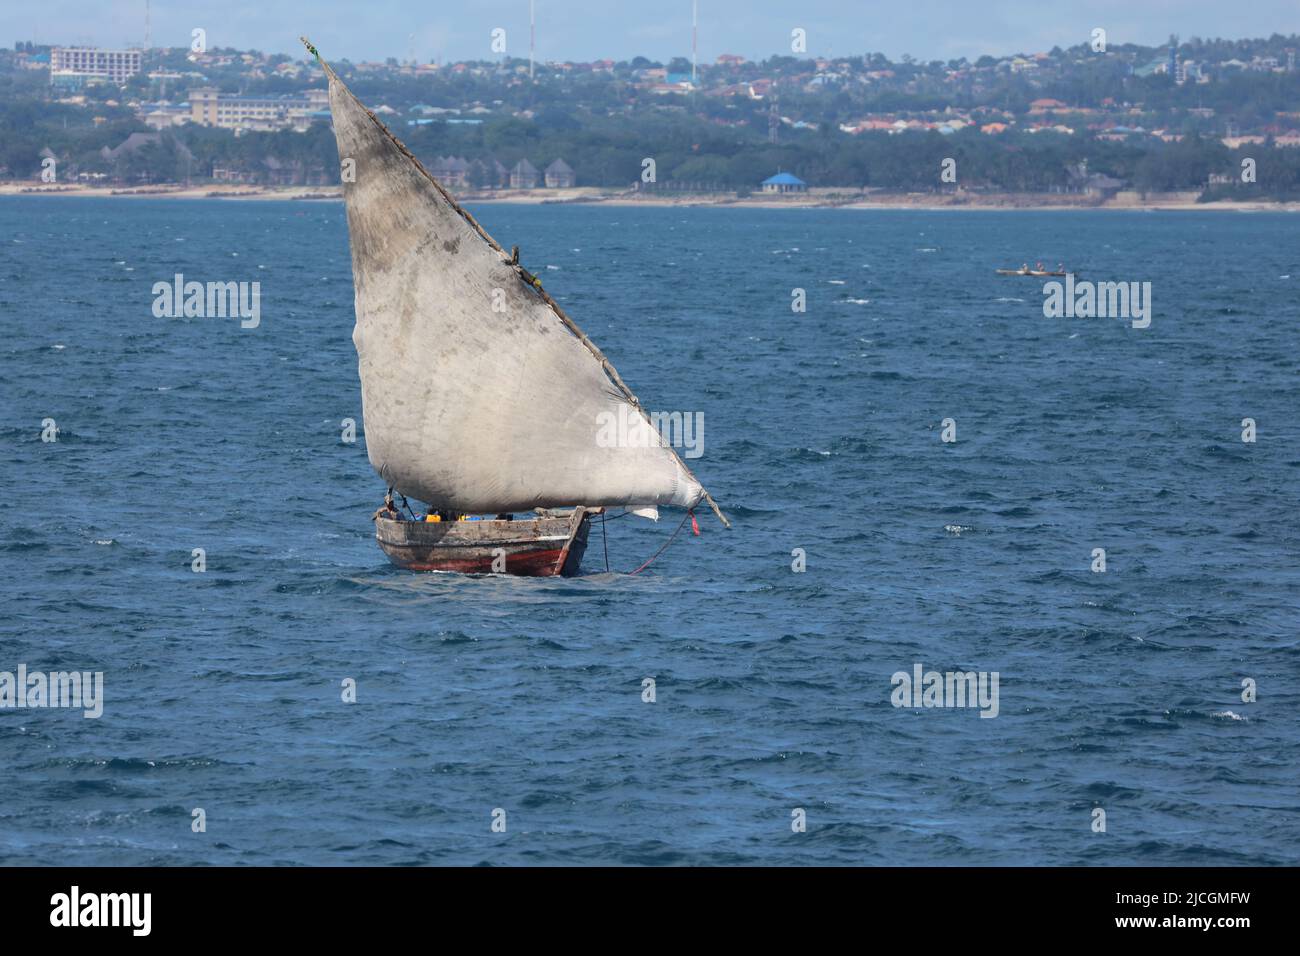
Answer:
[{"xmin": 628, "ymin": 510, "xmax": 693, "ymax": 575}]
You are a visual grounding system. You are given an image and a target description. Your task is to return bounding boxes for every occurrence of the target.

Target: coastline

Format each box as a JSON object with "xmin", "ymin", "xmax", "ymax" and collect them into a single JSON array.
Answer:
[{"xmin": 1, "ymin": 182, "xmax": 1295, "ymax": 212}]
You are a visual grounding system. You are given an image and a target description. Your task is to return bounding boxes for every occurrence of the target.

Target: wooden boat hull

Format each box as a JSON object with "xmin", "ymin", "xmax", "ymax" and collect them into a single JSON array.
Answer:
[{"xmin": 374, "ymin": 507, "xmax": 592, "ymax": 576}]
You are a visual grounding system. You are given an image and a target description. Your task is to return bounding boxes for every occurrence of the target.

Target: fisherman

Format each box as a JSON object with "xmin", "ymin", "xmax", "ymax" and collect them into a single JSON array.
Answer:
[{"xmin": 375, "ymin": 490, "xmax": 402, "ymax": 522}]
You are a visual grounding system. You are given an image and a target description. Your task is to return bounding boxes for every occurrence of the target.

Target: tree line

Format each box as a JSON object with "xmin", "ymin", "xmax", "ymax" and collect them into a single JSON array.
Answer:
[{"xmin": 4, "ymin": 96, "xmax": 1299, "ymax": 199}]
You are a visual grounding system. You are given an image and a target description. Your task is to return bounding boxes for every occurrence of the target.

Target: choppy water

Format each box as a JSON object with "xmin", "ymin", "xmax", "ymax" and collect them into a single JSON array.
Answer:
[{"xmin": 2, "ymin": 197, "xmax": 1298, "ymax": 865}]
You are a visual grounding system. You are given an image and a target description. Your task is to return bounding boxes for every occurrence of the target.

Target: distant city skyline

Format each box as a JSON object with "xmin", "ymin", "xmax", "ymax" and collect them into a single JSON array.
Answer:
[{"xmin": 7, "ymin": 0, "xmax": 1299, "ymax": 65}]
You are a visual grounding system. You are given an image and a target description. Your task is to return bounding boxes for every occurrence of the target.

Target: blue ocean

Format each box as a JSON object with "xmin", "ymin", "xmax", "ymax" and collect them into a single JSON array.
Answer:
[{"xmin": 2, "ymin": 197, "xmax": 1297, "ymax": 865}]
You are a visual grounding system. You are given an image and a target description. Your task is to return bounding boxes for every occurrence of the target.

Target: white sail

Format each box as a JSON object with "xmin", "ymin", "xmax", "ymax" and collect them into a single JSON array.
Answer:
[{"xmin": 316, "ymin": 47, "xmax": 719, "ymax": 517}]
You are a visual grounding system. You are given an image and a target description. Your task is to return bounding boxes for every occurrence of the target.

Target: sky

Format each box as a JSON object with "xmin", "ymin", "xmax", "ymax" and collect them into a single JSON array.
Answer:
[{"xmin": 6, "ymin": 0, "xmax": 1299, "ymax": 65}]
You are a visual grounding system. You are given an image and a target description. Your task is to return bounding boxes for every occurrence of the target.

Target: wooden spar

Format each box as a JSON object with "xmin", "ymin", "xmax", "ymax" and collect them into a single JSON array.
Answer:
[{"xmin": 301, "ymin": 37, "xmax": 730, "ymax": 530}]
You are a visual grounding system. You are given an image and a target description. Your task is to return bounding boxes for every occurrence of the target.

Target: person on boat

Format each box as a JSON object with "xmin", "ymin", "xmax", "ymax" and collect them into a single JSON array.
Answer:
[
  {"xmin": 376, "ymin": 490, "xmax": 401, "ymax": 521},
  {"xmin": 1035, "ymin": 261, "xmax": 1044, "ymax": 272},
  {"xmin": 1020, "ymin": 262, "xmax": 1029, "ymax": 274}
]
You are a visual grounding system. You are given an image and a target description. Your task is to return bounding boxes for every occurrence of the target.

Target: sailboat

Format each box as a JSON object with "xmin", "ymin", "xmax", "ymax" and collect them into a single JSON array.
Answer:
[
  {"xmin": 303, "ymin": 38, "xmax": 728, "ymax": 576},
  {"xmin": 996, "ymin": 264, "xmax": 1069, "ymax": 277}
]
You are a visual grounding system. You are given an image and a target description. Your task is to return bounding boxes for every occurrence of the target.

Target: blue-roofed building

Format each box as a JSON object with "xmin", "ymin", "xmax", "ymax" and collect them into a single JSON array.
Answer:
[{"xmin": 760, "ymin": 171, "xmax": 807, "ymax": 194}]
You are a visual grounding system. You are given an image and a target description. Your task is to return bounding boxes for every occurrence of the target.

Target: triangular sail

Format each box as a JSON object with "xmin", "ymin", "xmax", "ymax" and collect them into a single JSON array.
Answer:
[{"xmin": 305, "ymin": 39, "xmax": 727, "ymax": 524}]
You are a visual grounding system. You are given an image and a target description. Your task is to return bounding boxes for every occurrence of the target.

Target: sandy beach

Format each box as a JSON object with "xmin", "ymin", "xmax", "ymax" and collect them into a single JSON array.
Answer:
[{"xmin": 1, "ymin": 181, "xmax": 1295, "ymax": 212}]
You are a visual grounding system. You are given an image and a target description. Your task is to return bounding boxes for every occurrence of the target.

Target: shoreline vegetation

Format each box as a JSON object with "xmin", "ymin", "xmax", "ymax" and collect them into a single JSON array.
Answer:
[
  {"xmin": 2, "ymin": 182, "xmax": 1296, "ymax": 211},
  {"xmin": 7, "ymin": 35, "xmax": 1300, "ymax": 215}
]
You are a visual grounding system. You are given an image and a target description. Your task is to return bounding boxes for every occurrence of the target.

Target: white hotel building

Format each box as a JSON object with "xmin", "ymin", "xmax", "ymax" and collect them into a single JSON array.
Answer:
[
  {"xmin": 50, "ymin": 47, "xmax": 142, "ymax": 86},
  {"xmin": 188, "ymin": 88, "xmax": 330, "ymax": 132}
]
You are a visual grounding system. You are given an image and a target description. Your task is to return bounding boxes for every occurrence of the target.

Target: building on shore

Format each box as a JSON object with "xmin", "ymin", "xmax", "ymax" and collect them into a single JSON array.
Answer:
[
  {"xmin": 99, "ymin": 132, "xmax": 195, "ymax": 183},
  {"xmin": 139, "ymin": 102, "xmax": 192, "ymax": 129},
  {"xmin": 188, "ymin": 87, "xmax": 329, "ymax": 132},
  {"xmin": 430, "ymin": 156, "xmax": 471, "ymax": 187},
  {"xmin": 544, "ymin": 159, "xmax": 576, "ymax": 188},
  {"xmin": 466, "ymin": 158, "xmax": 511, "ymax": 190},
  {"xmin": 510, "ymin": 159, "xmax": 540, "ymax": 189},
  {"xmin": 466, "ymin": 159, "xmax": 489, "ymax": 189},
  {"xmin": 1064, "ymin": 162, "xmax": 1125, "ymax": 199},
  {"xmin": 50, "ymin": 47, "xmax": 141, "ymax": 88},
  {"xmin": 208, "ymin": 159, "xmax": 330, "ymax": 186},
  {"xmin": 760, "ymin": 171, "xmax": 807, "ymax": 194}
]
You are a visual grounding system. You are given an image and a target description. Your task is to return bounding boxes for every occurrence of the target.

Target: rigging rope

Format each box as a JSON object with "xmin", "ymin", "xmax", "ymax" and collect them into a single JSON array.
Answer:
[
  {"xmin": 601, "ymin": 509, "xmax": 610, "ymax": 573},
  {"xmin": 627, "ymin": 510, "xmax": 694, "ymax": 576},
  {"xmin": 592, "ymin": 509, "xmax": 638, "ymax": 524}
]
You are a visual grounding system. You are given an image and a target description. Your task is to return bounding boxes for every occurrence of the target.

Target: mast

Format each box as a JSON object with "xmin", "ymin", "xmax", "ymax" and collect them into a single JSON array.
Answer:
[{"xmin": 691, "ymin": 1, "xmax": 697, "ymax": 87}]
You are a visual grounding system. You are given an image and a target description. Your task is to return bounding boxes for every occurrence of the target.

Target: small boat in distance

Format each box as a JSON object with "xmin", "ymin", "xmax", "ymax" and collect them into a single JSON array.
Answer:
[
  {"xmin": 304, "ymin": 37, "xmax": 728, "ymax": 576},
  {"xmin": 997, "ymin": 262, "xmax": 1070, "ymax": 277}
]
